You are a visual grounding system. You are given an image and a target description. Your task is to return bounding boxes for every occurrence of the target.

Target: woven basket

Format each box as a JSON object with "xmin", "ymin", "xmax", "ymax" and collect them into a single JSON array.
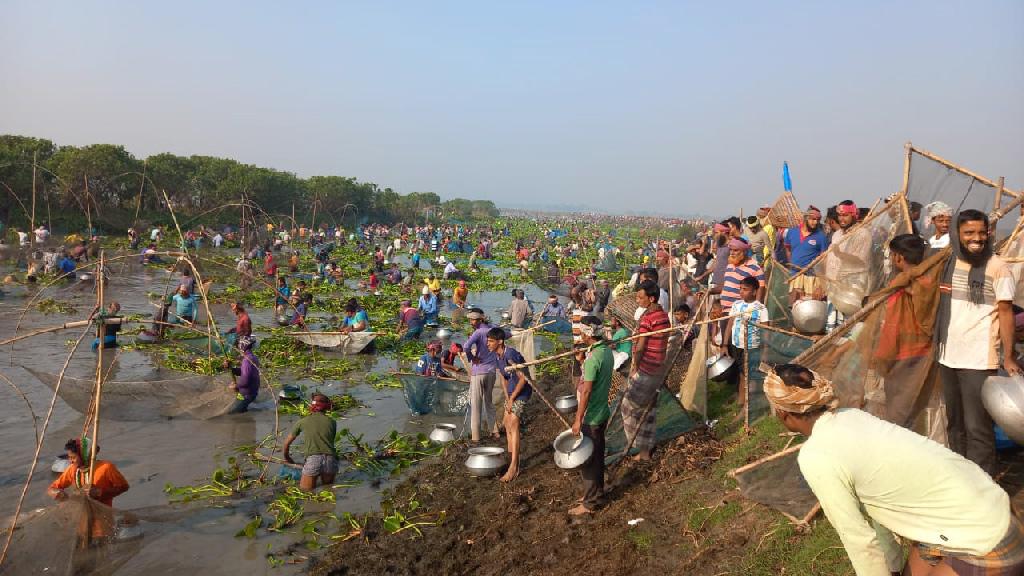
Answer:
[{"xmin": 769, "ymin": 191, "xmax": 803, "ymax": 229}]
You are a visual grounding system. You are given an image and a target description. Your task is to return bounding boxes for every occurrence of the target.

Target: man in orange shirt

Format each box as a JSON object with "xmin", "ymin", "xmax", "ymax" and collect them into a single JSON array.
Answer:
[{"xmin": 49, "ymin": 437, "xmax": 129, "ymax": 509}]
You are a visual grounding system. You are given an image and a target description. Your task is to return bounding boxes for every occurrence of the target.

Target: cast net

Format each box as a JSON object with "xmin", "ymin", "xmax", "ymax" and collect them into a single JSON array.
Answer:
[
  {"xmin": 27, "ymin": 369, "xmax": 238, "ymax": 421},
  {"xmin": 1, "ymin": 494, "xmax": 139, "ymax": 575},
  {"xmin": 399, "ymin": 373, "xmax": 470, "ymax": 416}
]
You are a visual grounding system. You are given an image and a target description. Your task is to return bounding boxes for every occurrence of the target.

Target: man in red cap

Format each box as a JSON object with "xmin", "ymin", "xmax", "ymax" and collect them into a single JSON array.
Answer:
[
  {"xmin": 785, "ymin": 206, "xmax": 830, "ymax": 304},
  {"xmin": 283, "ymin": 393, "xmax": 338, "ymax": 491}
]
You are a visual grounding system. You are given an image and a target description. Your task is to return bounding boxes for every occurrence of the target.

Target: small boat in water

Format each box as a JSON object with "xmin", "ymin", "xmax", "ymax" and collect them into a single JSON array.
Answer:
[{"xmin": 287, "ymin": 331, "xmax": 376, "ymax": 354}]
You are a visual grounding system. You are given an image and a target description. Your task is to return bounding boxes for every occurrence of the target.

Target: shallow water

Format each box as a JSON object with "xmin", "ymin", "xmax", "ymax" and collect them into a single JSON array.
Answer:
[{"xmin": 0, "ymin": 249, "xmax": 564, "ymax": 574}]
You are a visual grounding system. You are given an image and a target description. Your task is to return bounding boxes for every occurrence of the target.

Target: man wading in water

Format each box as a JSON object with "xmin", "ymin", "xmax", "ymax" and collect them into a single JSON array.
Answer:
[{"xmin": 283, "ymin": 393, "xmax": 338, "ymax": 491}]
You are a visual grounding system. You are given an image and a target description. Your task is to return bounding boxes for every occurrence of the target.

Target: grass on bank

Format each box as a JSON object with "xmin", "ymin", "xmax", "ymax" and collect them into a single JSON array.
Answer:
[{"xmin": 669, "ymin": 380, "xmax": 853, "ymax": 576}]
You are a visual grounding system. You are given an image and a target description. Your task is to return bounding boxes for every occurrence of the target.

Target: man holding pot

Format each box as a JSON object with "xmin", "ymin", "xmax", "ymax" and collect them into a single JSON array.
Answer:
[{"xmin": 570, "ymin": 315, "xmax": 614, "ymax": 515}]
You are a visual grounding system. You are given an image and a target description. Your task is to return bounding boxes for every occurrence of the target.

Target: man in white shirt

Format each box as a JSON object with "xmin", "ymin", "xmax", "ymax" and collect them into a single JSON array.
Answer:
[
  {"xmin": 34, "ymin": 225, "xmax": 49, "ymax": 243},
  {"xmin": 765, "ymin": 363, "xmax": 1023, "ymax": 576},
  {"xmin": 936, "ymin": 210, "xmax": 1020, "ymax": 475}
]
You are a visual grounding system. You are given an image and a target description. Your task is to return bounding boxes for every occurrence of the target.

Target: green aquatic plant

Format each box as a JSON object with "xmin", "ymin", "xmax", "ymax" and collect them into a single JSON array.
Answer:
[{"xmin": 35, "ymin": 298, "xmax": 77, "ymax": 315}]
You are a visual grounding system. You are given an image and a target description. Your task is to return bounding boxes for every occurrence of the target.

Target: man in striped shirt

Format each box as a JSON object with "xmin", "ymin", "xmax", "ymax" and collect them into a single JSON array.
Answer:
[
  {"xmin": 621, "ymin": 280, "xmax": 671, "ymax": 461},
  {"xmin": 717, "ymin": 238, "xmax": 765, "ymax": 313}
]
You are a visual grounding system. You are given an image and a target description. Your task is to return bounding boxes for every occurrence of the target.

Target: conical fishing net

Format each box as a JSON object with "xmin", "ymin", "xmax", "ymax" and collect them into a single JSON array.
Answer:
[
  {"xmin": 399, "ymin": 374, "xmax": 470, "ymax": 416},
  {"xmin": 733, "ymin": 250, "xmax": 949, "ymax": 521},
  {"xmin": 1, "ymin": 494, "xmax": 140, "ymax": 575},
  {"xmin": 27, "ymin": 369, "xmax": 239, "ymax": 421}
]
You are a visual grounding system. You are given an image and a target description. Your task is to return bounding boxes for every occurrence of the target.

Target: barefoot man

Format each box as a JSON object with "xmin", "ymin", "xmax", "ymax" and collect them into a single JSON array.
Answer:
[
  {"xmin": 489, "ymin": 327, "xmax": 533, "ymax": 482},
  {"xmin": 621, "ymin": 280, "xmax": 669, "ymax": 461}
]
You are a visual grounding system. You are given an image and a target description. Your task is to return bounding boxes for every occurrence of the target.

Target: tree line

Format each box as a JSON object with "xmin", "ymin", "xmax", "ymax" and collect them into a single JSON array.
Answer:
[{"xmin": 0, "ymin": 134, "xmax": 498, "ymax": 232}]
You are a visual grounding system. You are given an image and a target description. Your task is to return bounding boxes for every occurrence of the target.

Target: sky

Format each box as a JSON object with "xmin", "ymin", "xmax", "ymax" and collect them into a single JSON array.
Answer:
[{"xmin": 2, "ymin": 1, "xmax": 1022, "ymax": 216}]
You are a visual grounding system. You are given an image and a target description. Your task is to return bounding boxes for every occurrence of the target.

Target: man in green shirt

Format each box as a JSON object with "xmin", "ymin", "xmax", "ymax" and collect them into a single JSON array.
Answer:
[
  {"xmin": 283, "ymin": 393, "xmax": 338, "ymax": 491},
  {"xmin": 570, "ymin": 316, "xmax": 613, "ymax": 515}
]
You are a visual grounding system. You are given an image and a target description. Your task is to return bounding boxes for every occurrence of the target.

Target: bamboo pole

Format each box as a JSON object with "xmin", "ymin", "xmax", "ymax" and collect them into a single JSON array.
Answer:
[
  {"xmin": 89, "ymin": 252, "xmax": 105, "ymax": 484},
  {"xmin": 84, "ymin": 174, "xmax": 92, "ymax": 237},
  {"xmin": 994, "ymin": 177, "xmax": 1005, "ymax": 213},
  {"xmin": 791, "ymin": 247, "xmax": 951, "ymax": 365},
  {"xmin": 30, "ymin": 151, "xmax": 36, "ymax": 250},
  {"xmin": 506, "ymin": 305, "xmax": 763, "ymax": 371},
  {"xmin": 0, "ymin": 319, "xmax": 93, "ymax": 346},
  {"xmin": 728, "ymin": 440, "xmax": 804, "ymax": 477},
  {"xmin": 0, "ymin": 315, "xmax": 96, "ymax": 568}
]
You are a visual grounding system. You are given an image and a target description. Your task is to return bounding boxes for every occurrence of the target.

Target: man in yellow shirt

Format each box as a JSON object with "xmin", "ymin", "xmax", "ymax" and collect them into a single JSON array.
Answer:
[{"xmin": 765, "ymin": 363, "xmax": 1023, "ymax": 576}]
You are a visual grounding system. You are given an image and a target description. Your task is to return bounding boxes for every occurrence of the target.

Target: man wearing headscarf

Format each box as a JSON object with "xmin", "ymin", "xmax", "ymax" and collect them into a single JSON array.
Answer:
[
  {"xmin": 785, "ymin": 206, "xmax": 830, "ymax": 303},
  {"xmin": 823, "ymin": 200, "xmax": 872, "ymax": 332},
  {"xmin": 225, "ymin": 336, "xmax": 260, "ymax": 414},
  {"xmin": 936, "ymin": 209, "xmax": 1020, "ymax": 475},
  {"xmin": 714, "ymin": 238, "xmax": 765, "ymax": 314},
  {"xmin": 924, "ymin": 201, "xmax": 953, "ymax": 249},
  {"xmin": 766, "ymin": 363, "xmax": 1024, "ymax": 576}
]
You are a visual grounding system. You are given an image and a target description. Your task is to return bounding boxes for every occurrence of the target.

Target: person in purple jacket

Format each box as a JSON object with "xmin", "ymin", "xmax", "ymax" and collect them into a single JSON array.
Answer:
[
  {"xmin": 464, "ymin": 308, "xmax": 499, "ymax": 441},
  {"xmin": 225, "ymin": 336, "xmax": 260, "ymax": 413}
]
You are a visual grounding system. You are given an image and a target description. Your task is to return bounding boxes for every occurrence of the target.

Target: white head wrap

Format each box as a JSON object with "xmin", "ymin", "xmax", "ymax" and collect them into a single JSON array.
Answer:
[{"xmin": 924, "ymin": 201, "xmax": 953, "ymax": 230}]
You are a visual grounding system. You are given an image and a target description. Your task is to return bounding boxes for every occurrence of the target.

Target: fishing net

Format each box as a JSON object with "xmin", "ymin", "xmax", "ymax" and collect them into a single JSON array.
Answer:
[
  {"xmin": 731, "ymin": 446, "xmax": 818, "ymax": 523},
  {"xmin": 733, "ymin": 251, "xmax": 950, "ymax": 521},
  {"xmin": 27, "ymin": 369, "xmax": 238, "ymax": 421},
  {"xmin": 604, "ymin": 387, "xmax": 701, "ymax": 465},
  {"xmin": 1, "ymin": 493, "xmax": 141, "ymax": 575},
  {"xmin": 906, "ymin": 147, "xmax": 1018, "ymax": 236},
  {"xmin": 764, "ymin": 259, "xmax": 795, "ymax": 330},
  {"xmin": 507, "ymin": 329, "xmax": 538, "ymax": 381},
  {"xmin": 399, "ymin": 373, "xmax": 470, "ymax": 416},
  {"xmin": 998, "ymin": 219, "xmax": 1024, "ymax": 307},
  {"xmin": 808, "ymin": 198, "xmax": 911, "ymax": 320}
]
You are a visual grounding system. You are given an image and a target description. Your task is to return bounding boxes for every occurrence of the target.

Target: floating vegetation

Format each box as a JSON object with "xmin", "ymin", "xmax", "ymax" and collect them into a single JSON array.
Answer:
[
  {"xmin": 278, "ymin": 393, "xmax": 359, "ymax": 418},
  {"xmin": 364, "ymin": 372, "xmax": 402, "ymax": 389},
  {"xmin": 36, "ymin": 298, "xmax": 77, "ymax": 315},
  {"xmin": 336, "ymin": 429, "xmax": 443, "ymax": 477}
]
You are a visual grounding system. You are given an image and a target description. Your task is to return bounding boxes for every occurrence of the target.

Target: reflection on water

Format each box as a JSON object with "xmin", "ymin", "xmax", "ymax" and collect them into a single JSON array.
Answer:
[{"xmin": 0, "ymin": 253, "xmax": 569, "ymax": 575}]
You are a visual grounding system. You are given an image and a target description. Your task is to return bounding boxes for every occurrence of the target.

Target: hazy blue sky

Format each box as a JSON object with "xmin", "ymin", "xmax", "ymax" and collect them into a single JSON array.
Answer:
[{"xmin": 2, "ymin": 1, "xmax": 1022, "ymax": 215}]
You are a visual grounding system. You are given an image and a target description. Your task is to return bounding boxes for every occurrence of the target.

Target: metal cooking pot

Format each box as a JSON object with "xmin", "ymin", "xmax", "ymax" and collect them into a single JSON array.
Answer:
[
  {"xmin": 982, "ymin": 374, "xmax": 1024, "ymax": 445},
  {"xmin": 792, "ymin": 299, "xmax": 827, "ymax": 334},
  {"xmin": 429, "ymin": 423, "xmax": 457, "ymax": 443},
  {"xmin": 552, "ymin": 429, "xmax": 594, "ymax": 469},
  {"xmin": 829, "ymin": 286, "xmax": 865, "ymax": 317},
  {"xmin": 465, "ymin": 446, "xmax": 507, "ymax": 477},
  {"xmin": 77, "ymin": 273, "xmax": 93, "ymax": 282},
  {"xmin": 436, "ymin": 328, "xmax": 452, "ymax": 340},
  {"xmin": 278, "ymin": 384, "xmax": 302, "ymax": 402},
  {"xmin": 706, "ymin": 354, "xmax": 736, "ymax": 382},
  {"xmin": 52, "ymin": 454, "xmax": 70, "ymax": 474},
  {"xmin": 554, "ymin": 394, "xmax": 578, "ymax": 414},
  {"xmin": 276, "ymin": 315, "xmax": 290, "ymax": 326},
  {"xmin": 501, "ymin": 311, "xmax": 512, "ymax": 321},
  {"xmin": 136, "ymin": 332, "xmax": 158, "ymax": 344}
]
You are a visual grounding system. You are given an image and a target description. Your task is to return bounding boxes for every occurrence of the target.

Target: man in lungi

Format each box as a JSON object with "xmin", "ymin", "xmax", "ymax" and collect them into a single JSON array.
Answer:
[{"xmin": 621, "ymin": 280, "xmax": 670, "ymax": 461}]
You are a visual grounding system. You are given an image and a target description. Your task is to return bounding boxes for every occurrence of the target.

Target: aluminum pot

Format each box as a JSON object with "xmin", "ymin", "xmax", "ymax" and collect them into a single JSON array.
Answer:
[
  {"xmin": 77, "ymin": 273, "xmax": 93, "ymax": 282},
  {"xmin": 465, "ymin": 446, "xmax": 507, "ymax": 477},
  {"xmin": 792, "ymin": 299, "xmax": 827, "ymax": 334},
  {"xmin": 435, "ymin": 328, "xmax": 452, "ymax": 340},
  {"xmin": 552, "ymin": 429, "xmax": 594, "ymax": 469},
  {"xmin": 276, "ymin": 315, "xmax": 290, "ymax": 326},
  {"xmin": 429, "ymin": 423, "xmax": 457, "ymax": 443},
  {"xmin": 982, "ymin": 374, "xmax": 1024, "ymax": 445},
  {"xmin": 830, "ymin": 285, "xmax": 865, "ymax": 317},
  {"xmin": 52, "ymin": 454, "xmax": 70, "ymax": 474},
  {"xmin": 554, "ymin": 394, "xmax": 578, "ymax": 414},
  {"xmin": 706, "ymin": 354, "xmax": 736, "ymax": 382},
  {"xmin": 279, "ymin": 384, "xmax": 302, "ymax": 402},
  {"xmin": 501, "ymin": 311, "xmax": 512, "ymax": 321}
]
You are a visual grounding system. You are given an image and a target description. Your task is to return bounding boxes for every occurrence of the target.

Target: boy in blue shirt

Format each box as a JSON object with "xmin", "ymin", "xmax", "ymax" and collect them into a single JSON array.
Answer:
[{"xmin": 488, "ymin": 327, "xmax": 532, "ymax": 483}]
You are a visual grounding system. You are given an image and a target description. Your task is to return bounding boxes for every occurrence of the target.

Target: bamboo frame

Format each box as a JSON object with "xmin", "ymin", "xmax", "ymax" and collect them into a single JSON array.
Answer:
[{"xmin": 908, "ymin": 143, "xmax": 1021, "ymax": 199}]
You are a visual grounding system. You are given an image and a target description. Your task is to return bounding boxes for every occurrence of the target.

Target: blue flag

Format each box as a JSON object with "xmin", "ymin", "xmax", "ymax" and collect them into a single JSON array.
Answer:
[{"xmin": 782, "ymin": 161, "xmax": 792, "ymax": 192}]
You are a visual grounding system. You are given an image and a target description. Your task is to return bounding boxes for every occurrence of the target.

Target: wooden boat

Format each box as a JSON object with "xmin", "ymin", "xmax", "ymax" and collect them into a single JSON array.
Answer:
[
  {"xmin": 27, "ymin": 368, "xmax": 237, "ymax": 420},
  {"xmin": 287, "ymin": 331, "xmax": 376, "ymax": 354}
]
